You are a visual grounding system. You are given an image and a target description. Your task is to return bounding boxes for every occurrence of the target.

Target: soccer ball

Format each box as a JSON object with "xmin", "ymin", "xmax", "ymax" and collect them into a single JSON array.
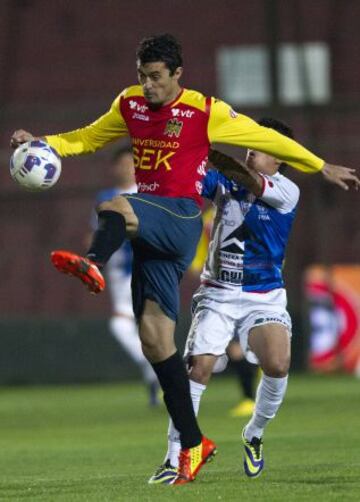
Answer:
[{"xmin": 10, "ymin": 140, "xmax": 62, "ymax": 191}]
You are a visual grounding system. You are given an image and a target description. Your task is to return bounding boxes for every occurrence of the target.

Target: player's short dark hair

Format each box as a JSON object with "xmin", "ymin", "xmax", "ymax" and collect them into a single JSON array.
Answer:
[
  {"xmin": 136, "ymin": 33, "xmax": 183, "ymax": 75},
  {"xmin": 257, "ymin": 117, "xmax": 294, "ymax": 174},
  {"xmin": 111, "ymin": 145, "xmax": 133, "ymax": 164}
]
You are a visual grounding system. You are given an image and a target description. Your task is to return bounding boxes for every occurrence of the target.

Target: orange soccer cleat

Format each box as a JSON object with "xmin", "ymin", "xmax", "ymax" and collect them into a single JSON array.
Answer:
[
  {"xmin": 173, "ymin": 436, "xmax": 217, "ymax": 485},
  {"xmin": 50, "ymin": 250, "xmax": 105, "ymax": 294}
]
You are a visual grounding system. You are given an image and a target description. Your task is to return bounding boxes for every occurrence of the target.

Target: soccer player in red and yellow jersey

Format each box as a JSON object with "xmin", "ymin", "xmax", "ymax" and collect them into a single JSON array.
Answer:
[{"xmin": 11, "ymin": 34, "xmax": 359, "ymax": 485}]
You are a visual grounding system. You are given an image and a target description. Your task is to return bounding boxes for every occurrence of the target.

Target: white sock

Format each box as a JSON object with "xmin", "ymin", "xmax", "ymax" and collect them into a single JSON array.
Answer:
[
  {"xmin": 164, "ymin": 379, "xmax": 206, "ymax": 467},
  {"xmin": 244, "ymin": 374, "xmax": 288, "ymax": 441},
  {"xmin": 109, "ymin": 316, "xmax": 157, "ymax": 384}
]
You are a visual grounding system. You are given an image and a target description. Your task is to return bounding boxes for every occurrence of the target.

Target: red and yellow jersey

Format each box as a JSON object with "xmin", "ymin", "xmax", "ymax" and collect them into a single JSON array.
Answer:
[{"xmin": 46, "ymin": 85, "xmax": 324, "ymax": 206}]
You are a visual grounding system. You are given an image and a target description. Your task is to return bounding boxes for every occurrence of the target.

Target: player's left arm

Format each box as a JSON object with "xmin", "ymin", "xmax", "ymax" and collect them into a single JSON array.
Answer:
[{"xmin": 208, "ymin": 99, "xmax": 360, "ymax": 191}]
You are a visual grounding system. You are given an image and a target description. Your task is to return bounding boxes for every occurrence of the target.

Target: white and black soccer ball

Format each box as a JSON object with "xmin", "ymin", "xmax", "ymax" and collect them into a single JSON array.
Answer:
[{"xmin": 10, "ymin": 140, "xmax": 62, "ymax": 191}]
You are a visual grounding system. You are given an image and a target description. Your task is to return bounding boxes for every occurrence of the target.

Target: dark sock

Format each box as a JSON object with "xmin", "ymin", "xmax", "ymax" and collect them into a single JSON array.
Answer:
[
  {"xmin": 152, "ymin": 352, "xmax": 202, "ymax": 449},
  {"xmin": 233, "ymin": 358, "xmax": 257, "ymax": 400},
  {"xmin": 86, "ymin": 210, "xmax": 126, "ymax": 266}
]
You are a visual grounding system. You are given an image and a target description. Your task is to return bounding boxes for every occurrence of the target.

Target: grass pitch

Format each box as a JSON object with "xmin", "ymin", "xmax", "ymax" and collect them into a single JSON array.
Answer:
[{"xmin": 0, "ymin": 373, "xmax": 359, "ymax": 501}]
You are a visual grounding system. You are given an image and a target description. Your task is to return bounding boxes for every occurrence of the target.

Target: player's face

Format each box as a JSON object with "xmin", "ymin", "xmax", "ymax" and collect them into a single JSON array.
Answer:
[
  {"xmin": 137, "ymin": 61, "xmax": 183, "ymax": 106},
  {"xmin": 246, "ymin": 149, "xmax": 280, "ymax": 175}
]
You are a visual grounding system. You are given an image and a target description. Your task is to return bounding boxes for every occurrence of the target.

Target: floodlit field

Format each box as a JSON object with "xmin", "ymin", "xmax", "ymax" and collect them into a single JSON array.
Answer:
[{"xmin": 0, "ymin": 374, "xmax": 359, "ymax": 501}]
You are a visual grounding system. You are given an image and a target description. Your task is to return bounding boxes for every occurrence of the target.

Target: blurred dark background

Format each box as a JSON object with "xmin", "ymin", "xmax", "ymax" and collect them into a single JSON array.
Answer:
[{"xmin": 0, "ymin": 0, "xmax": 359, "ymax": 382}]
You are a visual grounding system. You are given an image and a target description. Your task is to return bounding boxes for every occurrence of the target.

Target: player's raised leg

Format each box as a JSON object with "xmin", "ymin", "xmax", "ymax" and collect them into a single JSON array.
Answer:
[{"xmin": 51, "ymin": 196, "xmax": 138, "ymax": 293}]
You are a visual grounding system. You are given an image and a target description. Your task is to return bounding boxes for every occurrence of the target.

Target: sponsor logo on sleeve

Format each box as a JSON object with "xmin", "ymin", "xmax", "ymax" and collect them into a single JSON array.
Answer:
[{"xmin": 197, "ymin": 158, "xmax": 208, "ymax": 176}]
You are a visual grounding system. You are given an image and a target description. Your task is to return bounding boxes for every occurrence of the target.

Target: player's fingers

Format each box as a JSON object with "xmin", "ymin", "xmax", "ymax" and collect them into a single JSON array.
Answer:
[
  {"xmin": 343, "ymin": 172, "xmax": 360, "ymax": 188},
  {"xmin": 10, "ymin": 137, "xmax": 25, "ymax": 148},
  {"xmin": 352, "ymin": 177, "xmax": 360, "ymax": 190},
  {"xmin": 10, "ymin": 130, "xmax": 33, "ymax": 148},
  {"xmin": 334, "ymin": 177, "xmax": 349, "ymax": 190}
]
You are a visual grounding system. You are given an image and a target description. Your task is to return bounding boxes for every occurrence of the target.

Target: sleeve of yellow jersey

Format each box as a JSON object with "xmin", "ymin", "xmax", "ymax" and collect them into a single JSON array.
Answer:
[
  {"xmin": 45, "ymin": 94, "xmax": 128, "ymax": 157},
  {"xmin": 207, "ymin": 99, "xmax": 324, "ymax": 173}
]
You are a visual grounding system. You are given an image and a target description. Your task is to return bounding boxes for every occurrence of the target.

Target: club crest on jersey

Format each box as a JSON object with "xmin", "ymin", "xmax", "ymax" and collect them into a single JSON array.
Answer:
[{"xmin": 164, "ymin": 118, "xmax": 183, "ymax": 138}]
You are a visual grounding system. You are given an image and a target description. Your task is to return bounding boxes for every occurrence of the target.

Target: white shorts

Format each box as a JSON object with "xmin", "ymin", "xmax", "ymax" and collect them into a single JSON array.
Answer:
[{"xmin": 184, "ymin": 285, "xmax": 292, "ymax": 367}]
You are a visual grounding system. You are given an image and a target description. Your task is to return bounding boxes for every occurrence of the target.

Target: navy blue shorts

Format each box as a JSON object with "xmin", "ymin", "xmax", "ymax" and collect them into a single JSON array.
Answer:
[{"xmin": 124, "ymin": 194, "xmax": 202, "ymax": 322}]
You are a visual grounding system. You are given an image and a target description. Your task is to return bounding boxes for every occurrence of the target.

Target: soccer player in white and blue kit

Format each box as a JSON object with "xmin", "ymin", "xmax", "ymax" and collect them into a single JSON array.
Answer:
[{"xmin": 151, "ymin": 118, "xmax": 299, "ymax": 483}]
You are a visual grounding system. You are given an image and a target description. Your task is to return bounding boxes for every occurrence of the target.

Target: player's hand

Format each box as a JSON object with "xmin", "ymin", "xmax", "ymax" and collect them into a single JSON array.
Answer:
[
  {"xmin": 322, "ymin": 163, "xmax": 360, "ymax": 191},
  {"xmin": 10, "ymin": 129, "xmax": 35, "ymax": 148}
]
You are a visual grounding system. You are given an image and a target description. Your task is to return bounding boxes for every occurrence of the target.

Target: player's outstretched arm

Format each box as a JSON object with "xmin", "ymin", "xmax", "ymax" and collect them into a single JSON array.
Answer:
[
  {"xmin": 208, "ymin": 99, "xmax": 359, "ymax": 191},
  {"xmin": 321, "ymin": 163, "xmax": 360, "ymax": 191},
  {"xmin": 209, "ymin": 149, "xmax": 263, "ymax": 197}
]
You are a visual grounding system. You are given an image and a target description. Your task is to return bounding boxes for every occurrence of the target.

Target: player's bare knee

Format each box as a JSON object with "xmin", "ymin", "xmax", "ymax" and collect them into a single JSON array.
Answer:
[
  {"xmin": 263, "ymin": 357, "xmax": 290, "ymax": 378},
  {"xmin": 140, "ymin": 335, "xmax": 165, "ymax": 362},
  {"xmin": 188, "ymin": 356, "xmax": 213, "ymax": 385},
  {"xmin": 140, "ymin": 340, "xmax": 157, "ymax": 361},
  {"xmin": 139, "ymin": 315, "xmax": 176, "ymax": 362}
]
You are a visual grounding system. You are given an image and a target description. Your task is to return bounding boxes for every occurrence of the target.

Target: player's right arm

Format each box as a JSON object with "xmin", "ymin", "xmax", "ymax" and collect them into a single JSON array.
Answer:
[{"xmin": 11, "ymin": 94, "xmax": 128, "ymax": 157}]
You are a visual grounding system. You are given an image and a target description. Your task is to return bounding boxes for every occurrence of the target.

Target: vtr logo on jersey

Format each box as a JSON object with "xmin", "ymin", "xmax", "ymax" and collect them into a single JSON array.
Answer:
[
  {"xmin": 129, "ymin": 100, "xmax": 148, "ymax": 113},
  {"xmin": 164, "ymin": 118, "xmax": 183, "ymax": 138},
  {"xmin": 171, "ymin": 108, "xmax": 195, "ymax": 118}
]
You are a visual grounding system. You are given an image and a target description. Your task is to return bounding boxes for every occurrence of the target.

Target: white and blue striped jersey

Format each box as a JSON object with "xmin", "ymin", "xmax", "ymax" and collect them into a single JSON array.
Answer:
[{"xmin": 201, "ymin": 170, "xmax": 300, "ymax": 292}]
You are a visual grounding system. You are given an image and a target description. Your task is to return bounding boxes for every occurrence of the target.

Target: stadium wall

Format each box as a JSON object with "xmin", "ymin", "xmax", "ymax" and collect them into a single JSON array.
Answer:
[{"xmin": 0, "ymin": 0, "xmax": 359, "ymax": 382}]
